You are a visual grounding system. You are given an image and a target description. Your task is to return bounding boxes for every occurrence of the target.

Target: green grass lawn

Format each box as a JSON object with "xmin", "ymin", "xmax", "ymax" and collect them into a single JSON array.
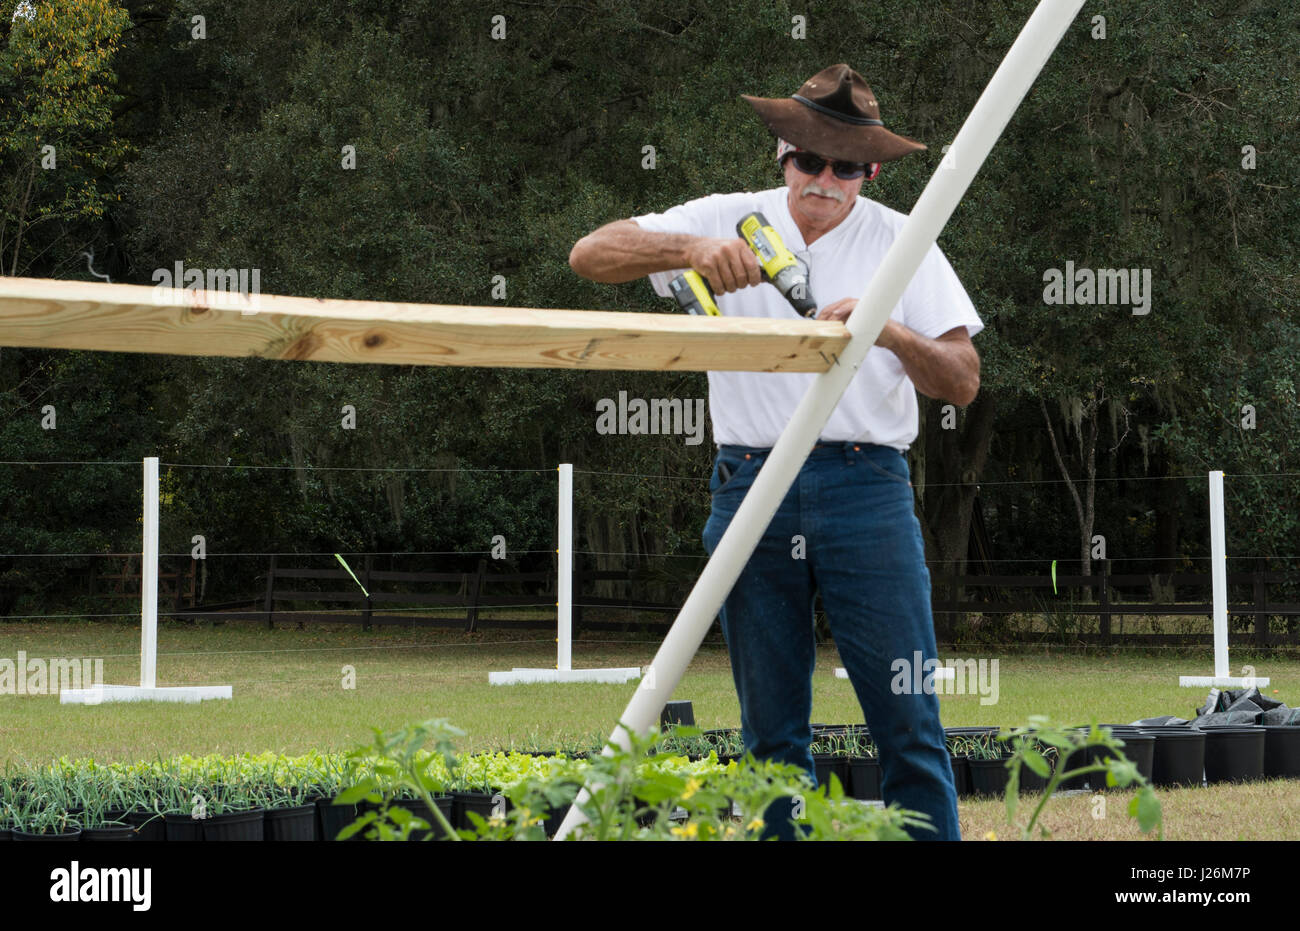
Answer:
[
  {"xmin": 3, "ymin": 619, "xmax": 1298, "ymax": 840},
  {"xmin": 3, "ymin": 618, "xmax": 1297, "ymax": 763}
]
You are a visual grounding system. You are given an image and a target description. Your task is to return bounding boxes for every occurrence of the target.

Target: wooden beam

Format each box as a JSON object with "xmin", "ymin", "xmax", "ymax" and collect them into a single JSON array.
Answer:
[{"xmin": 0, "ymin": 276, "xmax": 847, "ymax": 372}]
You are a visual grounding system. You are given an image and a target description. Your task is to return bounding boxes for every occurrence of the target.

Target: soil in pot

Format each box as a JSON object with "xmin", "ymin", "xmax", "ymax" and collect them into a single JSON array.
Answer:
[
  {"xmin": 203, "ymin": 809, "xmax": 266, "ymax": 842},
  {"xmin": 848, "ymin": 757, "xmax": 881, "ymax": 800},
  {"xmin": 1201, "ymin": 726, "xmax": 1265, "ymax": 784},
  {"xmin": 1263, "ymin": 725, "xmax": 1300, "ymax": 778},
  {"xmin": 1148, "ymin": 730, "xmax": 1206, "ymax": 787},
  {"xmin": 265, "ymin": 803, "xmax": 318, "ymax": 841}
]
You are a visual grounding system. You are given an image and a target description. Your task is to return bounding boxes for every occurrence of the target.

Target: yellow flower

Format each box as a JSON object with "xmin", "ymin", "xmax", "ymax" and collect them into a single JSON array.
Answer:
[
  {"xmin": 682, "ymin": 778, "xmax": 702, "ymax": 800},
  {"xmin": 747, "ymin": 818, "xmax": 764, "ymax": 831},
  {"xmin": 670, "ymin": 822, "xmax": 699, "ymax": 839},
  {"xmin": 984, "ymin": 830, "xmax": 997, "ymax": 841}
]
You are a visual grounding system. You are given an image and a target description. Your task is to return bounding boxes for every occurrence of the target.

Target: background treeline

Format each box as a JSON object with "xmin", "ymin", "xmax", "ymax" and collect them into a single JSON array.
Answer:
[{"xmin": 0, "ymin": 0, "xmax": 1297, "ymax": 628}]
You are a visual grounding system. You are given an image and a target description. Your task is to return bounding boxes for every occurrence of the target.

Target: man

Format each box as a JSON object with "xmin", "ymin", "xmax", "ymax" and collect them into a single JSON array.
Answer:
[{"xmin": 569, "ymin": 65, "xmax": 981, "ymax": 840}]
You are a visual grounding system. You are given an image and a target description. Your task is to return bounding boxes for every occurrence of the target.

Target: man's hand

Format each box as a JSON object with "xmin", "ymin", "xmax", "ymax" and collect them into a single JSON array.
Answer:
[
  {"xmin": 817, "ymin": 297, "xmax": 909, "ymax": 350},
  {"xmin": 815, "ymin": 297, "xmax": 859, "ymax": 324},
  {"xmin": 817, "ymin": 295, "xmax": 979, "ymax": 405},
  {"xmin": 684, "ymin": 237, "xmax": 763, "ymax": 294}
]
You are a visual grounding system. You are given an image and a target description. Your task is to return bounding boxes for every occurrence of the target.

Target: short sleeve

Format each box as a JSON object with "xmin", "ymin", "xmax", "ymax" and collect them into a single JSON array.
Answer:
[
  {"xmin": 902, "ymin": 243, "xmax": 984, "ymax": 340},
  {"xmin": 631, "ymin": 196, "xmax": 716, "ymax": 298}
]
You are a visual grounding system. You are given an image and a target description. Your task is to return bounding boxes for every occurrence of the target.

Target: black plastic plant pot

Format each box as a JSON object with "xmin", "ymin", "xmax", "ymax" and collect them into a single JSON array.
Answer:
[
  {"xmin": 317, "ymin": 798, "xmax": 362, "ymax": 842},
  {"xmin": 451, "ymin": 790, "xmax": 502, "ymax": 832},
  {"xmin": 80, "ymin": 825, "xmax": 136, "ymax": 842},
  {"xmin": 967, "ymin": 758, "xmax": 1011, "ymax": 797},
  {"xmin": 945, "ymin": 726, "xmax": 1000, "ymax": 737},
  {"xmin": 1088, "ymin": 732, "xmax": 1156, "ymax": 786},
  {"xmin": 1017, "ymin": 760, "xmax": 1050, "ymax": 794},
  {"xmin": 1263, "ymin": 726, "xmax": 1300, "ymax": 778},
  {"xmin": 265, "ymin": 803, "xmax": 318, "ymax": 841},
  {"xmin": 949, "ymin": 756, "xmax": 971, "ymax": 797},
  {"xmin": 1148, "ymin": 730, "xmax": 1206, "ymax": 787},
  {"xmin": 125, "ymin": 810, "xmax": 166, "ymax": 842},
  {"xmin": 0, "ymin": 828, "xmax": 10, "ymax": 842},
  {"xmin": 848, "ymin": 757, "xmax": 882, "ymax": 800},
  {"xmin": 813, "ymin": 754, "xmax": 850, "ymax": 793},
  {"xmin": 543, "ymin": 801, "xmax": 574, "ymax": 838},
  {"xmin": 203, "ymin": 809, "xmax": 266, "ymax": 841},
  {"xmin": 388, "ymin": 796, "xmax": 454, "ymax": 841},
  {"xmin": 163, "ymin": 813, "xmax": 204, "ymax": 842},
  {"xmin": 13, "ymin": 828, "xmax": 82, "ymax": 842},
  {"xmin": 1201, "ymin": 726, "xmax": 1265, "ymax": 785},
  {"xmin": 1058, "ymin": 746, "xmax": 1092, "ymax": 791}
]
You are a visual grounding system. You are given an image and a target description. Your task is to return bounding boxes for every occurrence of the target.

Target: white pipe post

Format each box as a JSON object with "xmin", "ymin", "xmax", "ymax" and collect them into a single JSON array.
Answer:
[
  {"xmin": 140, "ymin": 456, "xmax": 159, "ymax": 689},
  {"xmin": 1209, "ymin": 470, "xmax": 1229, "ymax": 681},
  {"xmin": 555, "ymin": 0, "xmax": 1088, "ymax": 840},
  {"xmin": 557, "ymin": 463, "xmax": 573, "ymax": 672}
]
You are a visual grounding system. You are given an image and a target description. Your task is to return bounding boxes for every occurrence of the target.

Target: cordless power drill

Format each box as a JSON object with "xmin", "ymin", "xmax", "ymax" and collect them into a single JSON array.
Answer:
[{"xmin": 668, "ymin": 211, "xmax": 817, "ymax": 318}]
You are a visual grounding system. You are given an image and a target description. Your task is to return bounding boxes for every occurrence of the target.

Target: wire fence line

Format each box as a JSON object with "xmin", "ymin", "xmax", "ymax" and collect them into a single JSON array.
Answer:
[
  {"xmin": 3, "ymin": 456, "xmax": 1298, "ymax": 481},
  {"xmin": 3, "ymin": 456, "xmax": 1296, "ymax": 641}
]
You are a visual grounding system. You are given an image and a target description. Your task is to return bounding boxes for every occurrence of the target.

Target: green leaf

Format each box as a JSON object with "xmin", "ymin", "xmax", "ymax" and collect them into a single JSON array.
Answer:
[
  {"xmin": 1131, "ymin": 788, "xmax": 1162, "ymax": 834},
  {"xmin": 334, "ymin": 553, "xmax": 370, "ymax": 597},
  {"xmin": 1022, "ymin": 748, "xmax": 1051, "ymax": 777},
  {"xmin": 335, "ymin": 810, "xmax": 377, "ymax": 841},
  {"xmin": 334, "ymin": 781, "xmax": 376, "ymax": 804}
]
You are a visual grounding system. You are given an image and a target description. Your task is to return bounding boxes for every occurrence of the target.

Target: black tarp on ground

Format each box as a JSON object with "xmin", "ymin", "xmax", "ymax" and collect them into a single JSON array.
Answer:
[{"xmin": 1132, "ymin": 687, "xmax": 1298, "ymax": 729}]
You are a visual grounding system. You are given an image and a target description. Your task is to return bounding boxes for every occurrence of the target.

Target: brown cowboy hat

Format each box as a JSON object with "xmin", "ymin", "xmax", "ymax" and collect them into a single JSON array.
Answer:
[{"xmin": 742, "ymin": 64, "xmax": 926, "ymax": 163}]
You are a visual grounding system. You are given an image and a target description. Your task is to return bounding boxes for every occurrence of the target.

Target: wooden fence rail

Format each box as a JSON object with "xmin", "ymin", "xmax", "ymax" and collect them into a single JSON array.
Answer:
[{"xmin": 157, "ymin": 558, "xmax": 1300, "ymax": 644}]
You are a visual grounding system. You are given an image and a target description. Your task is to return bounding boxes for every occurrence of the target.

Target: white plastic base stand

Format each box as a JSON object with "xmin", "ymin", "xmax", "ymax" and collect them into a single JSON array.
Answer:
[
  {"xmin": 60, "ymin": 685, "xmax": 233, "ymax": 704},
  {"xmin": 59, "ymin": 457, "xmax": 231, "ymax": 705},
  {"xmin": 489, "ymin": 668, "xmax": 641, "ymax": 685},
  {"xmin": 490, "ymin": 464, "xmax": 643, "ymax": 686},
  {"xmin": 1178, "ymin": 471, "xmax": 1269, "ymax": 689}
]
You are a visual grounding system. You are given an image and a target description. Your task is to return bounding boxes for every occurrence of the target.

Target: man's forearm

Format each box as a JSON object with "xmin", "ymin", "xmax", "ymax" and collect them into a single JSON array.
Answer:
[
  {"xmin": 569, "ymin": 219, "xmax": 697, "ymax": 283},
  {"xmin": 878, "ymin": 321, "xmax": 980, "ymax": 407}
]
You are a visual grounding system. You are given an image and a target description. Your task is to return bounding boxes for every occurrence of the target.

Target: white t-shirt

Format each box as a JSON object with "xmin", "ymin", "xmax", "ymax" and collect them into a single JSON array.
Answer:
[{"xmin": 632, "ymin": 186, "xmax": 983, "ymax": 452}]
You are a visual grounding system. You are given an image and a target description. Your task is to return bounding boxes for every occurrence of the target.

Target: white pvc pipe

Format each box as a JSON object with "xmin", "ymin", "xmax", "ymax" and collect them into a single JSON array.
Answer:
[
  {"xmin": 555, "ymin": 0, "xmax": 1088, "ymax": 840},
  {"xmin": 141, "ymin": 456, "xmax": 159, "ymax": 689},
  {"xmin": 558, "ymin": 463, "xmax": 573, "ymax": 672},
  {"xmin": 1209, "ymin": 470, "xmax": 1228, "ymax": 680}
]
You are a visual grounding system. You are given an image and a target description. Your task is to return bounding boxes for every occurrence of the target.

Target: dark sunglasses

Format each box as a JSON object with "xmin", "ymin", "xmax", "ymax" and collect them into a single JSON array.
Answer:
[{"xmin": 785, "ymin": 151, "xmax": 877, "ymax": 181}]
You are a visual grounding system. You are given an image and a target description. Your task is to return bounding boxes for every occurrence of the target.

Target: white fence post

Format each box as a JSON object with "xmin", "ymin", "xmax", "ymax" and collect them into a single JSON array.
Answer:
[
  {"xmin": 557, "ymin": 463, "xmax": 573, "ymax": 672},
  {"xmin": 140, "ymin": 456, "xmax": 159, "ymax": 689}
]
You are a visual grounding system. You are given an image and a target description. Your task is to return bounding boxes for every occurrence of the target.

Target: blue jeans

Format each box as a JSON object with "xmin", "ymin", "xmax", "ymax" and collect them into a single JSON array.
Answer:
[{"xmin": 702, "ymin": 442, "xmax": 960, "ymax": 841}]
